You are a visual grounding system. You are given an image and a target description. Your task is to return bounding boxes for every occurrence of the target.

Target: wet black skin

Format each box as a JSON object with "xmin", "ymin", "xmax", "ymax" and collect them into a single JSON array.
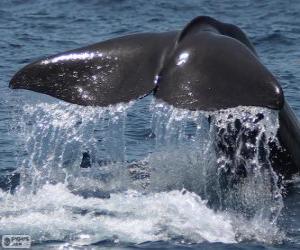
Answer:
[{"xmin": 9, "ymin": 16, "xmax": 300, "ymax": 179}]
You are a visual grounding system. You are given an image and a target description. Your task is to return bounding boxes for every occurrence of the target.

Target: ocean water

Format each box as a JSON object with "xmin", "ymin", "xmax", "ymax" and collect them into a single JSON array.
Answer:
[{"xmin": 0, "ymin": 0, "xmax": 300, "ymax": 249}]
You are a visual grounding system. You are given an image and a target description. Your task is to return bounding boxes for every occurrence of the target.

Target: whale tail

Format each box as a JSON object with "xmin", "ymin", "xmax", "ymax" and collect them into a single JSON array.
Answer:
[{"xmin": 10, "ymin": 16, "xmax": 283, "ymax": 111}]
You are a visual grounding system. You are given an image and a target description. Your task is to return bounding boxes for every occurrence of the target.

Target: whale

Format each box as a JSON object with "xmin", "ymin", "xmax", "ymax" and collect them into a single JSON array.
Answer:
[{"xmin": 9, "ymin": 16, "xmax": 300, "ymax": 179}]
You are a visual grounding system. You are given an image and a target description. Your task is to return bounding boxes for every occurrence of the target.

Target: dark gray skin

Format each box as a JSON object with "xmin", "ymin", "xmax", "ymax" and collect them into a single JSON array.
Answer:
[{"xmin": 9, "ymin": 16, "xmax": 300, "ymax": 178}]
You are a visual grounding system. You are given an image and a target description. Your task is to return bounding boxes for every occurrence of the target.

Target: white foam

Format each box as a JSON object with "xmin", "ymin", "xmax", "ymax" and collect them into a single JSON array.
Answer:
[{"xmin": 0, "ymin": 184, "xmax": 236, "ymax": 245}]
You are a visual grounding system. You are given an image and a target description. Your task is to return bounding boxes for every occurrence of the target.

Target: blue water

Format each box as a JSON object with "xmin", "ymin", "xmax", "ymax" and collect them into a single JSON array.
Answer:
[{"xmin": 1, "ymin": 0, "xmax": 300, "ymax": 249}]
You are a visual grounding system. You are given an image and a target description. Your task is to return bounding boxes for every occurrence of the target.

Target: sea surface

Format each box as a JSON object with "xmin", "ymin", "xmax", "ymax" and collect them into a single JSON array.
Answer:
[{"xmin": 0, "ymin": 0, "xmax": 300, "ymax": 249}]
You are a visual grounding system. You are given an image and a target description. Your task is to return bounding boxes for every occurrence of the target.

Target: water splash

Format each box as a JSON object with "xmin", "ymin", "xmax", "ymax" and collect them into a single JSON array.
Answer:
[
  {"xmin": 15, "ymin": 101, "xmax": 132, "ymax": 193},
  {"xmin": 0, "ymin": 97, "xmax": 286, "ymax": 246}
]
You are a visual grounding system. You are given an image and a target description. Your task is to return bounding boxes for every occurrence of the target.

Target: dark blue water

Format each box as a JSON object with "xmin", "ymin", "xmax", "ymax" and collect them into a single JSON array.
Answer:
[{"xmin": 1, "ymin": 0, "xmax": 300, "ymax": 249}]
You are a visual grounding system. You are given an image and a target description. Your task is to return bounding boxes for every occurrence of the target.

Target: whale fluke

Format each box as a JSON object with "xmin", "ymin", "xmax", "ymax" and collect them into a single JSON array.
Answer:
[{"xmin": 9, "ymin": 16, "xmax": 283, "ymax": 111}]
